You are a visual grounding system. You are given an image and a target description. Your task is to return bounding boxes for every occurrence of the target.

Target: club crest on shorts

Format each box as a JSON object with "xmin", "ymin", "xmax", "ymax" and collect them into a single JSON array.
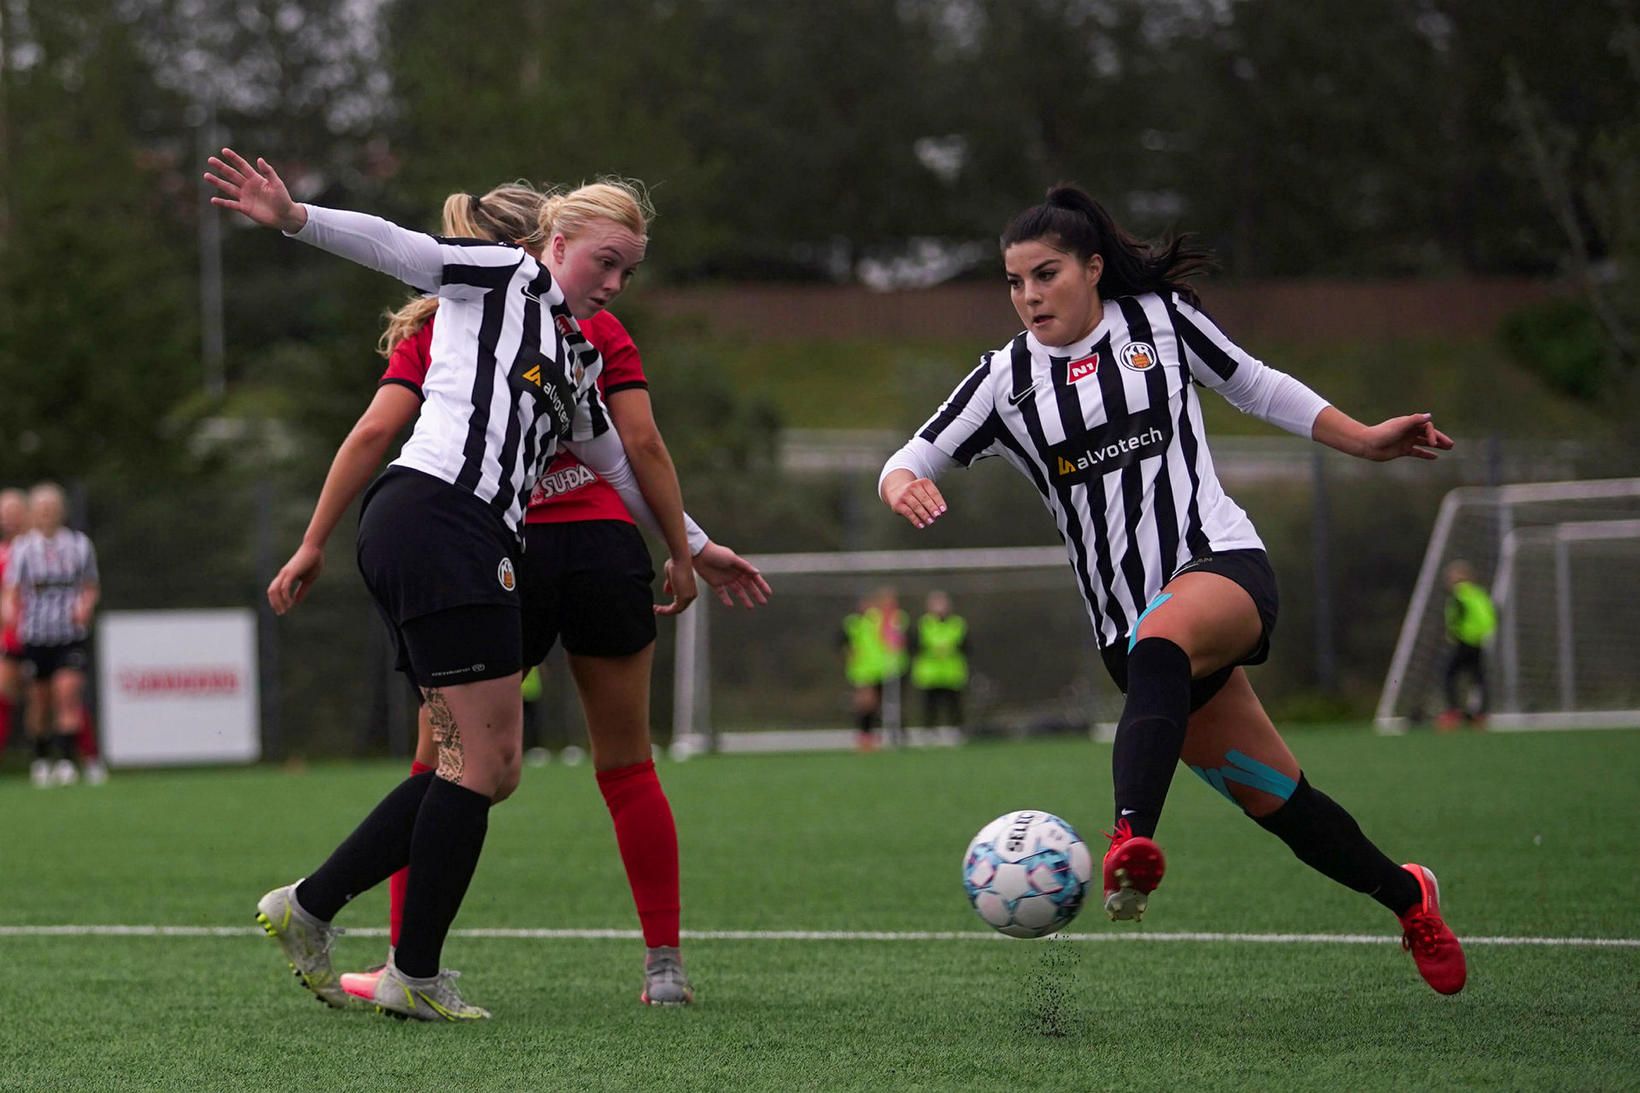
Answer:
[
  {"xmin": 1119, "ymin": 342, "xmax": 1158, "ymax": 372},
  {"xmin": 497, "ymin": 557, "xmax": 516, "ymax": 592}
]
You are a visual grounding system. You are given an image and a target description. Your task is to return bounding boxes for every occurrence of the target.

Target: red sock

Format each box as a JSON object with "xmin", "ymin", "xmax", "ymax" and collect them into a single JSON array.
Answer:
[
  {"xmin": 78, "ymin": 707, "xmax": 99, "ymax": 761},
  {"xmin": 388, "ymin": 759, "xmax": 437, "ymax": 948},
  {"xmin": 0, "ymin": 695, "xmax": 12, "ymax": 754},
  {"xmin": 597, "ymin": 759, "xmax": 681, "ymax": 948}
]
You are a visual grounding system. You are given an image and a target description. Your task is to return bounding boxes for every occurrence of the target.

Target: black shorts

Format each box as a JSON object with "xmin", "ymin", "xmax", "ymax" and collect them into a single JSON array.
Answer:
[
  {"xmin": 358, "ymin": 467, "xmax": 523, "ymax": 687},
  {"xmin": 1100, "ymin": 548, "xmax": 1279, "ymax": 712},
  {"xmin": 24, "ymin": 640, "xmax": 90, "ymax": 680},
  {"xmin": 520, "ymin": 520, "xmax": 656, "ymax": 665}
]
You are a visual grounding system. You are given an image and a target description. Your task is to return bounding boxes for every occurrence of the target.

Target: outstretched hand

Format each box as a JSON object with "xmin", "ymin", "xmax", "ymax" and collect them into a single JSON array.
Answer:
[
  {"xmin": 885, "ymin": 475, "xmax": 948, "ymax": 529},
  {"xmin": 1356, "ymin": 413, "xmax": 1454, "ymax": 462},
  {"xmin": 693, "ymin": 542, "xmax": 772, "ymax": 608},
  {"xmin": 204, "ymin": 148, "xmax": 307, "ymax": 233}
]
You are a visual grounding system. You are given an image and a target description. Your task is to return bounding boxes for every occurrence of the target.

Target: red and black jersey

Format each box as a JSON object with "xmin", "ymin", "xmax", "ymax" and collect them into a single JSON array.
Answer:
[{"xmin": 381, "ymin": 309, "xmax": 648, "ymax": 526}]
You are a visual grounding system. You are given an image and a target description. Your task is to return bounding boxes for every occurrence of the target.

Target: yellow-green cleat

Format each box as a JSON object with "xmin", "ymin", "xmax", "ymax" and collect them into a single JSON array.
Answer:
[{"xmin": 255, "ymin": 882, "xmax": 349, "ymax": 1009}]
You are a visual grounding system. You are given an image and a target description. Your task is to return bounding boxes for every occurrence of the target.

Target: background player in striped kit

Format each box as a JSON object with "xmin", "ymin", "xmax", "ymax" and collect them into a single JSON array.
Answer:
[
  {"xmin": 0, "ymin": 488, "xmax": 30, "ymax": 765},
  {"xmin": 1, "ymin": 482, "xmax": 102, "ymax": 787},
  {"xmin": 880, "ymin": 185, "xmax": 1467, "ymax": 995},
  {"xmin": 209, "ymin": 148, "xmax": 700, "ymax": 1021},
  {"xmin": 271, "ymin": 180, "xmax": 767, "ymax": 1007}
]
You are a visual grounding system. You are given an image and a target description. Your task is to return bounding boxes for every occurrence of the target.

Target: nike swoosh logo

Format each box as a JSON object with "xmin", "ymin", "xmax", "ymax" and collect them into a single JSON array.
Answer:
[
  {"xmin": 1120, "ymin": 808, "xmax": 1138, "ymax": 816},
  {"xmin": 1007, "ymin": 385, "xmax": 1038, "ymax": 407}
]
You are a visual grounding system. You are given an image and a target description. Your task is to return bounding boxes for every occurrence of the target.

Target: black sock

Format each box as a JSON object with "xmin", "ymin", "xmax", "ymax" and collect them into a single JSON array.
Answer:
[
  {"xmin": 54, "ymin": 732, "xmax": 78, "ymax": 763},
  {"xmin": 33, "ymin": 735, "xmax": 51, "ymax": 761},
  {"xmin": 395, "ymin": 776, "xmax": 492, "ymax": 979},
  {"xmin": 856, "ymin": 712, "xmax": 875, "ymax": 734},
  {"xmin": 1111, "ymin": 638, "xmax": 1192, "ymax": 838},
  {"xmin": 1254, "ymin": 774, "xmax": 1421, "ymax": 915},
  {"xmin": 296, "ymin": 771, "xmax": 434, "ymax": 922}
]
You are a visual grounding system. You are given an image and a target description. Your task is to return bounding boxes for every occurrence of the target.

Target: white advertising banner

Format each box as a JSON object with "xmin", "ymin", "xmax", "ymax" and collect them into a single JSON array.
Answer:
[{"xmin": 97, "ymin": 609, "xmax": 260, "ymax": 766}]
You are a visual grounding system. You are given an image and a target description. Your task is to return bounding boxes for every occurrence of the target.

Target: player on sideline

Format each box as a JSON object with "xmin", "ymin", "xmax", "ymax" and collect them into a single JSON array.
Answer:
[
  {"xmin": 0, "ymin": 488, "xmax": 29, "ymax": 765},
  {"xmin": 879, "ymin": 186, "xmax": 1467, "ymax": 995},
  {"xmin": 269, "ymin": 181, "xmax": 768, "ymax": 1007},
  {"xmin": 1, "ymin": 483, "xmax": 101, "ymax": 787},
  {"xmin": 208, "ymin": 148, "xmax": 700, "ymax": 1022}
]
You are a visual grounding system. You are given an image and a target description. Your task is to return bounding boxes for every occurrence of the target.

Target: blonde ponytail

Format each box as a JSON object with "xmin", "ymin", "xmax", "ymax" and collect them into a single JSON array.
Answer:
[{"xmin": 377, "ymin": 182, "xmax": 552, "ymax": 356}]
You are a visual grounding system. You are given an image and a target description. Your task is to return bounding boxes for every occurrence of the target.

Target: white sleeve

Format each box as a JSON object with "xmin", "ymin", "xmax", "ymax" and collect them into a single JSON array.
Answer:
[
  {"xmin": 879, "ymin": 437, "xmax": 960, "ymax": 496},
  {"xmin": 564, "ymin": 428, "xmax": 710, "ymax": 555},
  {"xmin": 287, "ymin": 205, "xmax": 519, "ymax": 299},
  {"xmin": 1167, "ymin": 295, "xmax": 1329, "ymax": 438}
]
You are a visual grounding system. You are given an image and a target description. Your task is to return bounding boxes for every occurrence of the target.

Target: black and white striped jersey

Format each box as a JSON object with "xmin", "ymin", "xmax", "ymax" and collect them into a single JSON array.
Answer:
[
  {"xmin": 3, "ymin": 528, "xmax": 98, "ymax": 645},
  {"xmin": 883, "ymin": 291, "xmax": 1329, "ymax": 649},
  {"xmin": 290, "ymin": 206, "xmax": 609, "ymax": 532}
]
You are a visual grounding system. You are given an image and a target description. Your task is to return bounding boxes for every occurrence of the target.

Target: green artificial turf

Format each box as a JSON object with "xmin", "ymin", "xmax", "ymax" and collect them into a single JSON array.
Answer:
[{"xmin": 2, "ymin": 728, "xmax": 1637, "ymax": 1091}]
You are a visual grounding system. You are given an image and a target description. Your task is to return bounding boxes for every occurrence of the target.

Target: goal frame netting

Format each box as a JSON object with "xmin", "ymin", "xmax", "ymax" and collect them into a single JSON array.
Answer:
[
  {"xmin": 670, "ymin": 546, "xmax": 1082, "ymax": 754},
  {"xmin": 1374, "ymin": 477, "xmax": 1640, "ymax": 733}
]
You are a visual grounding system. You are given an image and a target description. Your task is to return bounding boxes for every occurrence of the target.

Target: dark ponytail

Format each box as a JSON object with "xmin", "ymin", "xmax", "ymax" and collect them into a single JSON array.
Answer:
[{"xmin": 1000, "ymin": 184, "xmax": 1214, "ymax": 306}]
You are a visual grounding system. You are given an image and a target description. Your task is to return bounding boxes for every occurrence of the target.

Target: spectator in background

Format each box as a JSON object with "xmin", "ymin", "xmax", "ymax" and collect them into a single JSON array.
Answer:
[
  {"xmin": 841, "ymin": 589, "xmax": 908, "ymax": 750},
  {"xmin": 911, "ymin": 590, "xmax": 969, "ymax": 731},
  {"xmin": 0, "ymin": 488, "xmax": 29, "ymax": 761},
  {"xmin": 1438, "ymin": 561, "xmax": 1496, "ymax": 731},
  {"xmin": 1, "ymin": 483, "xmax": 103, "ymax": 786}
]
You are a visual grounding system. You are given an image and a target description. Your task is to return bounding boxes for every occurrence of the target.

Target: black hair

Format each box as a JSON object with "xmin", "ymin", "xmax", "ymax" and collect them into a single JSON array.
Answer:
[{"xmin": 999, "ymin": 184, "xmax": 1215, "ymax": 307}]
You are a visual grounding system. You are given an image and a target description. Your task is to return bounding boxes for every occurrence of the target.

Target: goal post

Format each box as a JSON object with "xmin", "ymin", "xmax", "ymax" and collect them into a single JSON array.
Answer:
[
  {"xmin": 1375, "ymin": 478, "xmax": 1640, "ymax": 733},
  {"xmin": 670, "ymin": 546, "xmax": 1115, "ymax": 754}
]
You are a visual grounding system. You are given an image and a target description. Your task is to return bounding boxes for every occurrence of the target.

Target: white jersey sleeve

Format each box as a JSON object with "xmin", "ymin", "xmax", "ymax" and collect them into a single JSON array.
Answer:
[
  {"xmin": 288, "ymin": 205, "xmax": 521, "ymax": 299},
  {"xmin": 1167, "ymin": 294, "xmax": 1330, "ymax": 438},
  {"xmin": 564, "ymin": 429, "xmax": 710, "ymax": 555}
]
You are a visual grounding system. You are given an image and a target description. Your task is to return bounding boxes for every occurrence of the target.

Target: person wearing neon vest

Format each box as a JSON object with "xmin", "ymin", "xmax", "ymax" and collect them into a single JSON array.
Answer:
[
  {"xmin": 911, "ymin": 590, "xmax": 968, "ymax": 730},
  {"xmin": 1437, "ymin": 561, "xmax": 1496, "ymax": 731}
]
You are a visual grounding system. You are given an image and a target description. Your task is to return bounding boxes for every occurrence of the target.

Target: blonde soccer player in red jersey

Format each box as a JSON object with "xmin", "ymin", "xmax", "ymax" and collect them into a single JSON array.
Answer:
[{"xmin": 267, "ymin": 180, "xmax": 768, "ymax": 1009}]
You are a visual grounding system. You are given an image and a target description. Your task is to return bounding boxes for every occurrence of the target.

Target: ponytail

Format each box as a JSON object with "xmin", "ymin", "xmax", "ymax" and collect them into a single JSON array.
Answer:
[
  {"xmin": 1000, "ymin": 184, "xmax": 1214, "ymax": 306},
  {"xmin": 377, "ymin": 182, "xmax": 551, "ymax": 357}
]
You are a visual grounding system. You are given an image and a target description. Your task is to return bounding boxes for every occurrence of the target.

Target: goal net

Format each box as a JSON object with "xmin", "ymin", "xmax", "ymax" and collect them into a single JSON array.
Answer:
[
  {"xmin": 670, "ymin": 547, "xmax": 1120, "ymax": 754},
  {"xmin": 1375, "ymin": 478, "xmax": 1640, "ymax": 732}
]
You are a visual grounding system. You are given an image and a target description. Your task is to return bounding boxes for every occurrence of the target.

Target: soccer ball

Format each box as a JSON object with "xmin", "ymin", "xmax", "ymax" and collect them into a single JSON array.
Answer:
[{"xmin": 962, "ymin": 810, "xmax": 1093, "ymax": 938}]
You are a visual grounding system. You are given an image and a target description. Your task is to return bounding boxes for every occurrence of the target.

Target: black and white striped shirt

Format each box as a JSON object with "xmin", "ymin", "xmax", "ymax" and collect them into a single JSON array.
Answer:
[
  {"xmin": 291, "ymin": 206, "xmax": 609, "ymax": 531},
  {"xmin": 883, "ymin": 292, "xmax": 1329, "ymax": 649},
  {"xmin": 3, "ymin": 528, "xmax": 98, "ymax": 645}
]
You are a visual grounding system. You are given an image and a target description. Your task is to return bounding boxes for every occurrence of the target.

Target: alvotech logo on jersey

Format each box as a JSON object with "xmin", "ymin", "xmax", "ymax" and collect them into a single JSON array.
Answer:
[
  {"xmin": 97, "ymin": 608, "xmax": 260, "ymax": 766},
  {"xmin": 1050, "ymin": 410, "xmax": 1173, "ymax": 483}
]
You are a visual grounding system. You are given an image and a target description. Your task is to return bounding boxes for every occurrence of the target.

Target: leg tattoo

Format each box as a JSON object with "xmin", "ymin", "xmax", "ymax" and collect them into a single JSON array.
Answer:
[{"xmin": 423, "ymin": 688, "xmax": 465, "ymax": 785}]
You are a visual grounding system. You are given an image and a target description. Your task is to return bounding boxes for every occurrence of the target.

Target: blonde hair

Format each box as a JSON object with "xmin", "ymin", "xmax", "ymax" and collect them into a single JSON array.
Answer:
[
  {"xmin": 378, "ymin": 182, "xmax": 549, "ymax": 355},
  {"xmin": 377, "ymin": 178, "xmax": 655, "ymax": 357},
  {"xmin": 538, "ymin": 178, "xmax": 653, "ymax": 245}
]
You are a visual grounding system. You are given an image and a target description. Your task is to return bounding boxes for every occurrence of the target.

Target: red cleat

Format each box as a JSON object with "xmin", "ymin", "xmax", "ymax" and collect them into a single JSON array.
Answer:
[
  {"xmin": 1102, "ymin": 818, "xmax": 1166, "ymax": 921},
  {"xmin": 1398, "ymin": 864, "xmax": 1466, "ymax": 995}
]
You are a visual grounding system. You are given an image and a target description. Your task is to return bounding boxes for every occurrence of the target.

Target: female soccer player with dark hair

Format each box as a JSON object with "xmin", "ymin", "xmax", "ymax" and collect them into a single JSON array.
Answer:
[
  {"xmin": 879, "ymin": 185, "xmax": 1467, "ymax": 995},
  {"xmin": 208, "ymin": 148, "xmax": 705, "ymax": 1021},
  {"xmin": 267, "ymin": 178, "xmax": 767, "ymax": 1008}
]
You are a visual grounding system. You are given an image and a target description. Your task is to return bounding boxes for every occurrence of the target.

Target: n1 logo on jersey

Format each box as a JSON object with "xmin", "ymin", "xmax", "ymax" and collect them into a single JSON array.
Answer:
[
  {"xmin": 512, "ymin": 350, "xmax": 577, "ymax": 439},
  {"xmin": 1066, "ymin": 353, "xmax": 1100, "ymax": 384},
  {"xmin": 1048, "ymin": 409, "xmax": 1173, "ymax": 483}
]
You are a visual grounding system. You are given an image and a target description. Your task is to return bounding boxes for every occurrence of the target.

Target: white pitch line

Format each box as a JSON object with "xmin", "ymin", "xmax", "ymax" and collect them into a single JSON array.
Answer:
[{"xmin": 0, "ymin": 925, "xmax": 1635, "ymax": 948}]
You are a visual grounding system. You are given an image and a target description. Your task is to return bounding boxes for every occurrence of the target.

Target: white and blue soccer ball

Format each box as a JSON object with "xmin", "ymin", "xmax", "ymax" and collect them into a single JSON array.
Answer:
[{"xmin": 962, "ymin": 810, "xmax": 1094, "ymax": 938}]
